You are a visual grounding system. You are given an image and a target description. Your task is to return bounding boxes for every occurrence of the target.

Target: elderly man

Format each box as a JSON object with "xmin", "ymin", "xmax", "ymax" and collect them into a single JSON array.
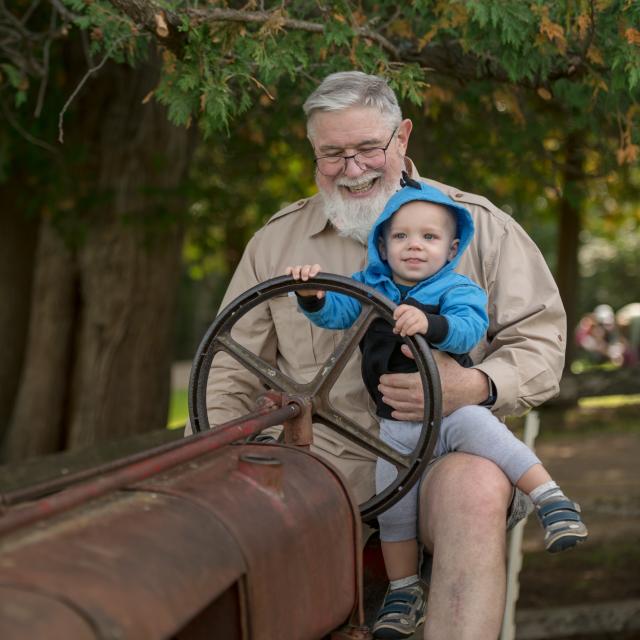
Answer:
[{"xmin": 201, "ymin": 71, "xmax": 565, "ymax": 639}]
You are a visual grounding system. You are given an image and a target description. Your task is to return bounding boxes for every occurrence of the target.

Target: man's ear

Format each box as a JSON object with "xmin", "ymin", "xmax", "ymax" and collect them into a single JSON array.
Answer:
[
  {"xmin": 448, "ymin": 239, "xmax": 460, "ymax": 261},
  {"xmin": 396, "ymin": 119, "xmax": 413, "ymax": 155}
]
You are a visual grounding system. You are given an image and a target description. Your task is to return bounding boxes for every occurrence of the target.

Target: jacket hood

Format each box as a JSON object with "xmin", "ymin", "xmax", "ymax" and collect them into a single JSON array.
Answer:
[{"xmin": 364, "ymin": 180, "xmax": 475, "ymax": 287}]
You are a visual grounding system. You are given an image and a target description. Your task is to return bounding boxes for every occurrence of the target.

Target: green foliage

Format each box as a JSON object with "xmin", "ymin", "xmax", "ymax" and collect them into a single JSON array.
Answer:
[
  {"xmin": 467, "ymin": 0, "xmax": 535, "ymax": 48},
  {"xmin": 3, "ymin": 0, "xmax": 639, "ymax": 349},
  {"xmin": 11, "ymin": 0, "xmax": 623, "ymax": 162},
  {"xmin": 0, "ymin": 63, "xmax": 28, "ymax": 107},
  {"xmin": 63, "ymin": 0, "xmax": 149, "ymax": 65}
]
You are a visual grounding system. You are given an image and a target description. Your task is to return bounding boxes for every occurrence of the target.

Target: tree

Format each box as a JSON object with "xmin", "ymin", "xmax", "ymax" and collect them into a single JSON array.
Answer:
[
  {"xmin": 1, "ymin": 12, "xmax": 196, "ymax": 460},
  {"xmin": 98, "ymin": 0, "xmax": 640, "ymax": 364},
  {"xmin": 1, "ymin": 0, "xmax": 639, "ymax": 459}
]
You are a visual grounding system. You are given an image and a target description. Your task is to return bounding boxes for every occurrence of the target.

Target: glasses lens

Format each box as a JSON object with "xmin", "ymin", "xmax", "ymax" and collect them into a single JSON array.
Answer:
[
  {"xmin": 315, "ymin": 143, "xmax": 389, "ymax": 176},
  {"xmin": 355, "ymin": 148, "xmax": 386, "ymax": 170},
  {"xmin": 316, "ymin": 157, "xmax": 344, "ymax": 176}
]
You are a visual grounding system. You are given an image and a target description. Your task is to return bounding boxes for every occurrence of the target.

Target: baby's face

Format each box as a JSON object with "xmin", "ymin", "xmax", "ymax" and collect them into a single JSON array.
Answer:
[{"xmin": 379, "ymin": 201, "xmax": 459, "ymax": 287}]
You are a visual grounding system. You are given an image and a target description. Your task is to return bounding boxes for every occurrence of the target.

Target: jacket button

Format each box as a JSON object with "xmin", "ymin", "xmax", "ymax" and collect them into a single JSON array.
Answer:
[{"xmin": 454, "ymin": 192, "xmax": 464, "ymax": 198}]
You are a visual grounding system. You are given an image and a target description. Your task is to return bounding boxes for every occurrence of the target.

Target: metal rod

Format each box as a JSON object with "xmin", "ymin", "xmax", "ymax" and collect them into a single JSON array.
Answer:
[
  {"xmin": 0, "ymin": 407, "xmax": 285, "ymax": 508},
  {"xmin": 0, "ymin": 404, "xmax": 299, "ymax": 538}
]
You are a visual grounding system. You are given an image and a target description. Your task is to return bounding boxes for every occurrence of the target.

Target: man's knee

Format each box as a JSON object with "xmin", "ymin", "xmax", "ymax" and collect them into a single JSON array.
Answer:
[{"xmin": 418, "ymin": 454, "xmax": 511, "ymax": 537}]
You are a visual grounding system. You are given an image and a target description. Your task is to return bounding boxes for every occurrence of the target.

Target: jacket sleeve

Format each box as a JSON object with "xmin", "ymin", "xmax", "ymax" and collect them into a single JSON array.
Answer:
[
  {"xmin": 198, "ymin": 233, "xmax": 278, "ymax": 429},
  {"xmin": 431, "ymin": 283, "xmax": 489, "ymax": 354},
  {"xmin": 298, "ymin": 289, "xmax": 363, "ymax": 330},
  {"xmin": 474, "ymin": 217, "xmax": 566, "ymax": 417}
]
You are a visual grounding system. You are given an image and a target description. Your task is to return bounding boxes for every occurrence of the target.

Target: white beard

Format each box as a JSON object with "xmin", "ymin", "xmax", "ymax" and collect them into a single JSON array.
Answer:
[{"xmin": 320, "ymin": 172, "xmax": 398, "ymax": 244}]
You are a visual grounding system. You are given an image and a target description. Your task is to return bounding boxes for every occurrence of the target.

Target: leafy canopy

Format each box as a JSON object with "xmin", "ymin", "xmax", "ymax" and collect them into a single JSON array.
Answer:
[{"xmin": 3, "ymin": 0, "xmax": 633, "ymax": 160}]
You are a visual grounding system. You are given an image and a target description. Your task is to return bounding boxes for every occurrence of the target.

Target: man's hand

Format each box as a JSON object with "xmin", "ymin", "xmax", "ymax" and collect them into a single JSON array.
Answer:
[
  {"xmin": 378, "ymin": 349, "xmax": 492, "ymax": 418},
  {"xmin": 285, "ymin": 263, "xmax": 324, "ymax": 298},
  {"xmin": 393, "ymin": 304, "xmax": 428, "ymax": 337}
]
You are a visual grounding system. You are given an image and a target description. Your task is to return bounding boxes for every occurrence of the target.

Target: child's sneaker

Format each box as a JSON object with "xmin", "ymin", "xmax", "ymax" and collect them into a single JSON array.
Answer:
[
  {"xmin": 535, "ymin": 496, "xmax": 588, "ymax": 553},
  {"xmin": 372, "ymin": 579, "xmax": 426, "ymax": 639}
]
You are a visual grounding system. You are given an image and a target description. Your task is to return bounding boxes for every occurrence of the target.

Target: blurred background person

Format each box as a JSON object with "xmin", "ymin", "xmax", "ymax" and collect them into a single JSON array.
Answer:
[
  {"xmin": 616, "ymin": 302, "xmax": 640, "ymax": 366},
  {"xmin": 575, "ymin": 304, "xmax": 627, "ymax": 367}
]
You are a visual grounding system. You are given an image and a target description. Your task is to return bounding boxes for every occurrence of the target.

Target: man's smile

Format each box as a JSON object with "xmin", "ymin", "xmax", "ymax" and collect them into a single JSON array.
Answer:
[{"xmin": 337, "ymin": 175, "xmax": 381, "ymax": 196}]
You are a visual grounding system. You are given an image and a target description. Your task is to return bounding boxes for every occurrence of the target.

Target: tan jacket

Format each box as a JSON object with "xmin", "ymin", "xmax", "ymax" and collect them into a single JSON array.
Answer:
[{"xmin": 203, "ymin": 162, "xmax": 566, "ymax": 496}]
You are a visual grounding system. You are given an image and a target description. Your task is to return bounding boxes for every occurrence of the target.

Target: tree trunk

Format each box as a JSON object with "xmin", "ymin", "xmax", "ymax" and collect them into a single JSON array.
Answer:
[
  {"xmin": 2, "ymin": 50, "xmax": 196, "ymax": 461},
  {"xmin": 2, "ymin": 220, "xmax": 77, "ymax": 459},
  {"xmin": 68, "ymin": 217, "xmax": 184, "ymax": 449},
  {"xmin": 0, "ymin": 194, "xmax": 39, "ymax": 442},
  {"xmin": 555, "ymin": 131, "xmax": 584, "ymax": 370}
]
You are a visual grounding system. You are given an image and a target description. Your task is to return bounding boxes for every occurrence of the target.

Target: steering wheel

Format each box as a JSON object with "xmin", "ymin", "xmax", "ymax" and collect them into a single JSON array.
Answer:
[{"xmin": 188, "ymin": 274, "xmax": 442, "ymax": 522}]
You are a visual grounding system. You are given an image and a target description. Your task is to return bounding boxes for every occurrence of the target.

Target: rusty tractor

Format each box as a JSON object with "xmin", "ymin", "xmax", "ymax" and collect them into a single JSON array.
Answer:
[{"xmin": 0, "ymin": 274, "xmax": 441, "ymax": 640}]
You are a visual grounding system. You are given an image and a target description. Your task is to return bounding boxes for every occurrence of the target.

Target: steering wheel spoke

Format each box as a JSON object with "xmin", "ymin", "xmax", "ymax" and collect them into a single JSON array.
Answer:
[
  {"xmin": 314, "ymin": 406, "xmax": 412, "ymax": 469},
  {"xmin": 215, "ymin": 332, "xmax": 301, "ymax": 396},
  {"xmin": 310, "ymin": 304, "xmax": 378, "ymax": 398}
]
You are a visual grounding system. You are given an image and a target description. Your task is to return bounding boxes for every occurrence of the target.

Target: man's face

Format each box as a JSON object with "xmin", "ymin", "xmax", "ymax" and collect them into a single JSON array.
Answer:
[{"xmin": 308, "ymin": 107, "xmax": 412, "ymax": 242}]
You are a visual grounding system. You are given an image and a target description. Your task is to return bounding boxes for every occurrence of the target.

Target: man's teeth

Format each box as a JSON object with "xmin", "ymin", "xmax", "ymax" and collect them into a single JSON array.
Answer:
[{"xmin": 346, "ymin": 179, "xmax": 375, "ymax": 192}]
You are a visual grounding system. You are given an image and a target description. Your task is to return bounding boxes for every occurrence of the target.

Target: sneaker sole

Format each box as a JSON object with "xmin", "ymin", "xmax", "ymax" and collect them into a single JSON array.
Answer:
[
  {"xmin": 373, "ymin": 613, "xmax": 426, "ymax": 639},
  {"xmin": 546, "ymin": 530, "xmax": 589, "ymax": 553}
]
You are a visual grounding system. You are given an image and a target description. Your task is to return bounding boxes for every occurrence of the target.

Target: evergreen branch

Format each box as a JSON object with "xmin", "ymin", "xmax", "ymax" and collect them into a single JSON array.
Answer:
[
  {"xmin": 105, "ymin": 1, "xmax": 399, "ymax": 58},
  {"xmin": 402, "ymin": 39, "xmax": 588, "ymax": 89},
  {"xmin": 104, "ymin": 0, "xmax": 591, "ymax": 89},
  {"xmin": 188, "ymin": 7, "xmax": 399, "ymax": 58}
]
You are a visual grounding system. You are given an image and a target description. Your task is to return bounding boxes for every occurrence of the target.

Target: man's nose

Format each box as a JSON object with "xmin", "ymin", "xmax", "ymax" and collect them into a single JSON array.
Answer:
[{"xmin": 344, "ymin": 155, "xmax": 365, "ymax": 178}]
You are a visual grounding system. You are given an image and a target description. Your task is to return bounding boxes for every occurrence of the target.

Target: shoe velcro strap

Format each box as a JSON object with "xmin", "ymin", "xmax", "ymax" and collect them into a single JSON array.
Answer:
[
  {"xmin": 537, "ymin": 499, "xmax": 578, "ymax": 518},
  {"xmin": 385, "ymin": 591, "xmax": 418, "ymax": 606},
  {"xmin": 543, "ymin": 511, "xmax": 582, "ymax": 526},
  {"xmin": 377, "ymin": 603, "xmax": 413, "ymax": 617}
]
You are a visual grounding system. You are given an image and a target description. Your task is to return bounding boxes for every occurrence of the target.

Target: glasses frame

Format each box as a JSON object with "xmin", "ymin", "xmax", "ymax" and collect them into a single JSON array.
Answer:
[{"xmin": 314, "ymin": 127, "xmax": 398, "ymax": 177}]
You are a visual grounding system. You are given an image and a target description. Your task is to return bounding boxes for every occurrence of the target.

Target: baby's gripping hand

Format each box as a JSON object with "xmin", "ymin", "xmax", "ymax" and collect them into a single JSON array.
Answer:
[
  {"xmin": 284, "ymin": 264, "xmax": 325, "ymax": 298},
  {"xmin": 393, "ymin": 304, "xmax": 428, "ymax": 337}
]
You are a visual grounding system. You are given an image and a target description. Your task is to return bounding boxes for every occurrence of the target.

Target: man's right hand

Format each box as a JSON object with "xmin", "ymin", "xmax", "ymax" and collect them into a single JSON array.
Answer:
[
  {"xmin": 285, "ymin": 263, "xmax": 324, "ymax": 298},
  {"xmin": 379, "ymin": 348, "xmax": 492, "ymax": 418}
]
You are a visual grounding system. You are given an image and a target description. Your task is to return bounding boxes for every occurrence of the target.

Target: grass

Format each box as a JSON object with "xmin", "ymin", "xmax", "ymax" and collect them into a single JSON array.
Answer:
[
  {"xmin": 167, "ymin": 388, "xmax": 189, "ymax": 430},
  {"xmin": 578, "ymin": 393, "xmax": 640, "ymax": 408},
  {"xmin": 570, "ymin": 359, "xmax": 619, "ymax": 375}
]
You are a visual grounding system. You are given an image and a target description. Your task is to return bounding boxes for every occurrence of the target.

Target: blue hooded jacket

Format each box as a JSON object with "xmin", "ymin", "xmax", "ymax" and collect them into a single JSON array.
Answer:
[{"xmin": 298, "ymin": 180, "xmax": 489, "ymax": 418}]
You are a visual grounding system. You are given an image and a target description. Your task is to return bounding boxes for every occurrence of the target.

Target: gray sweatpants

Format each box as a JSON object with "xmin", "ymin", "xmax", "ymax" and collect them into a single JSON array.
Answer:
[{"xmin": 376, "ymin": 404, "xmax": 541, "ymax": 542}]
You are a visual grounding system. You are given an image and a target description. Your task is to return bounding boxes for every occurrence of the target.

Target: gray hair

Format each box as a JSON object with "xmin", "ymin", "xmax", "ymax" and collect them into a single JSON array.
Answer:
[{"xmin": 303, "ymin": 71, "xmax": 402, "ymax": 137}]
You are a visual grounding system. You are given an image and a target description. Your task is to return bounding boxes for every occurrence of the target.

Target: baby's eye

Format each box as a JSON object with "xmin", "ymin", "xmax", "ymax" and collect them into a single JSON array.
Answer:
[
  {"xmin": 424, "ymin": 233, "xmax": 435, "ymax": 240},
  {"xmin": 392, "ymin": 232, "xmax": 406, "ymax": 240}
]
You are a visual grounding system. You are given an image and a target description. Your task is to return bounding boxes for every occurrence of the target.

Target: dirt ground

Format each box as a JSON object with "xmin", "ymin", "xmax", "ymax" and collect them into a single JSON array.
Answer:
[
  {"xmin": 503, "ymin": 405, "xmax": 640, "ymax": 640},
  {"xmin": 516, "ymin": 410, "xmax": 640, "ymax": 610}
]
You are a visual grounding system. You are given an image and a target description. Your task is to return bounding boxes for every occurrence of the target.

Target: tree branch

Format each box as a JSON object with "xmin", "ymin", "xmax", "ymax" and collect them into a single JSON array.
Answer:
[
  {"xmin": 400, "ymin": 40, "xmax": 587, "ymax": 88},
  {"xmin": 104, "ymin": 0, "xmax": 590, "ymax": 89},
  {"xmin": 187, "ymin": 7, "xmax": 400, "ymax": 58}
]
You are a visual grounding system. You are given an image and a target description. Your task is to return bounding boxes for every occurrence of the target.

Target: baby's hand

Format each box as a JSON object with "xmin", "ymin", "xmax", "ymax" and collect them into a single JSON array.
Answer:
[
  {"xmin": 393, "ymin": 304, "xmax": 428, "ymax": 337},
  {"xmin": 284, "ymin": 264, "xmax": 325, "ymax": 298}
]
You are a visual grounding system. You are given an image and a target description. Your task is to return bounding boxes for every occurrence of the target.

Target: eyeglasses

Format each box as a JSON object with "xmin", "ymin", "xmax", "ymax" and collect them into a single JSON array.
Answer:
[{"xmin": 314, "ymin": 127, "xmax": 398, "ymax": 177}]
